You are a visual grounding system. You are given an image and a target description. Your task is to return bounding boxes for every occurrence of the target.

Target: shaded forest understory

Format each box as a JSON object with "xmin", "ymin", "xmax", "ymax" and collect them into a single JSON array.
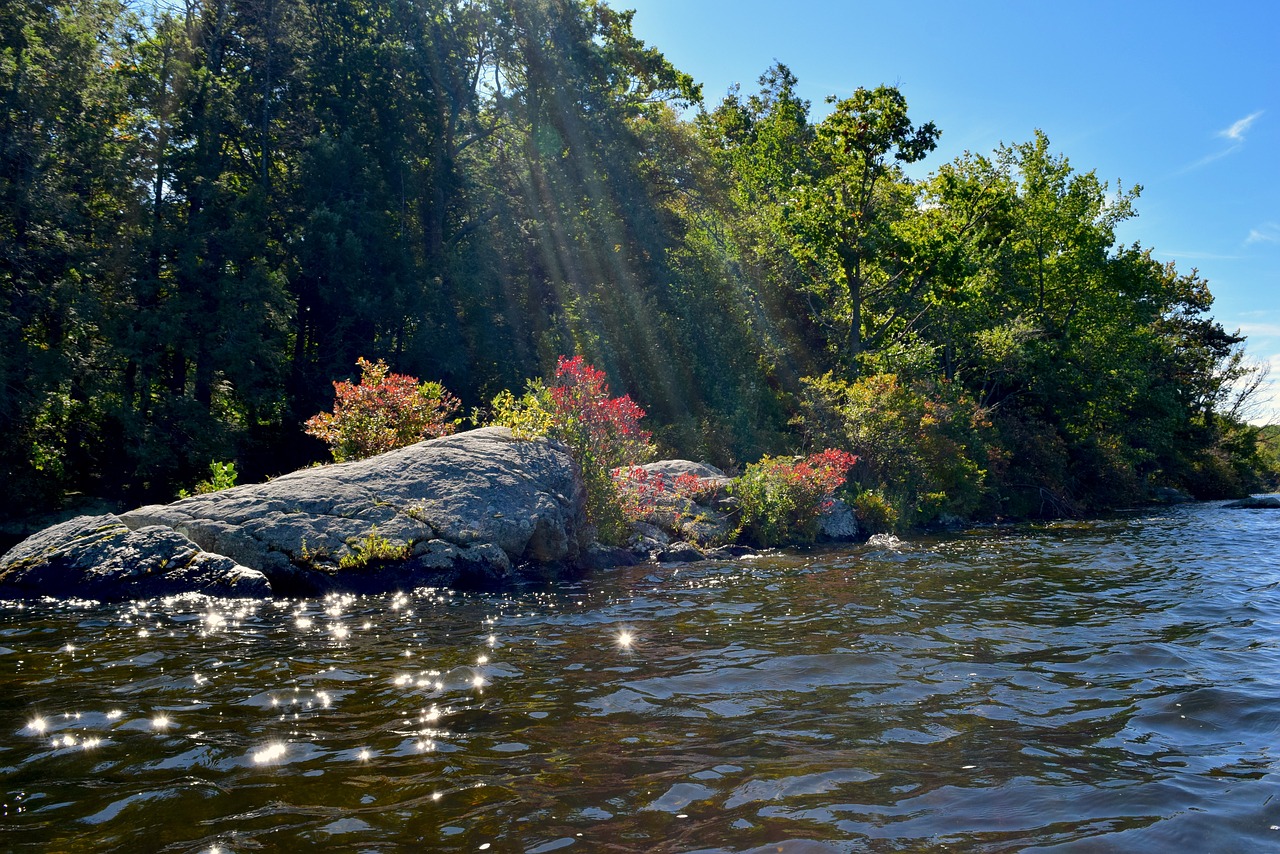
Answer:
[{"xmin": 3, "ymin": 0, "xmax": 1276, "ymax": 536}]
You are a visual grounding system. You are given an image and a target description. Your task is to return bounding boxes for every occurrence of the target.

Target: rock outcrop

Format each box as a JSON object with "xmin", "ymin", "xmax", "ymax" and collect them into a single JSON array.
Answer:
[
  {"xmin": 617, "ymin": 458, "xmax": 863, "ymax": 562},
  {"xmin": 1, "ymin": 427, "xmax": 589, "ymax": 600},
  {"xmin": 0, "ymin": 514, "xmax": 270, "ymax": 600},
  {"xmin": 816, "ymin": 497, "xmax": 860, "ymax": 541},
  {"xmin": 619, "ymin": 460, "xmax": 738, "ymax": 558}
]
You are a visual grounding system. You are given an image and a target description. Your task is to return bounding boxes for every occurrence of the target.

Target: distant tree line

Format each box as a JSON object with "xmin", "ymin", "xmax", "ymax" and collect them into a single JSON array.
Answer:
[{"xmin": 1, "ymin": 0, "xmax": 1272, "ymax": 527}]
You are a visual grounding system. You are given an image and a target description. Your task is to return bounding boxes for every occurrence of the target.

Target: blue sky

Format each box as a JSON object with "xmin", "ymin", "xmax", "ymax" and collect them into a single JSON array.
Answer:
[{"xmin": 624, "ymin": 0, "xmax": 1280, "ymax": 423}]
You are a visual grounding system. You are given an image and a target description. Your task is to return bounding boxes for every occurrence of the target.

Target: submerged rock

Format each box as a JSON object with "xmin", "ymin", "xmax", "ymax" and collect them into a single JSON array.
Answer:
[
  {"xmin": 1223, "ymin": 495, "xmax": 1280, "ymax": 509},
  {"xmin": 1, "ymin": 427, "xmax": 589, "ymax": 600},
  {"xmin": 655, "ymin": 541, "xmax": 707, "ymax": 563},
  {"xmin": 1150, "ymin": 486, "xmax": 1195, "ymax": 505}
]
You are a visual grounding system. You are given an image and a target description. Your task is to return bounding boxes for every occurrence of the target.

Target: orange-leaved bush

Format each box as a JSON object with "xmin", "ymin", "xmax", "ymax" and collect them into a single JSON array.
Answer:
[{"xmin": 304, "ymin": 357, "xmax": 461, "ymax": 462}]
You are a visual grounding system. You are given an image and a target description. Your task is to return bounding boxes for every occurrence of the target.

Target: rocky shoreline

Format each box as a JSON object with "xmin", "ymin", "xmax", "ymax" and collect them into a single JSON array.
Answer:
[
  {"xmin": 0, "ymin": 427, "xmax": 859, "ymax": 602},
  {"xmin": 1, "ymin": 428, "xmax": 585, "ymax": 600}
]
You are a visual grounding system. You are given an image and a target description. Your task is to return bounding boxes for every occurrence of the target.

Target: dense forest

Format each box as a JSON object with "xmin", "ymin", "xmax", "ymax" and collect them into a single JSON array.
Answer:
[{"xmin": 2, "ymin": 0, "xmax": 1274, "ymax": 532}]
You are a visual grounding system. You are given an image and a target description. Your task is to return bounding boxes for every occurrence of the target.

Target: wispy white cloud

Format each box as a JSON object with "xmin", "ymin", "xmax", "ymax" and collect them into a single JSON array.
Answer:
[
  {"xmin": 1238, "ymin": 322, "xmax": 1280, "ymax": 338},
  {"xmin": 1246, "ymin": 222, "xmax": 1280, "ymax": 244},
  {"xmin": 1218, "ymin": 110, "xmax": 1264, "ymax": 142},
  {"xmin": 1179, "ymin": 110, "xmax": 1264, "ymax": 174},
  {"xmin": 1181, "ymin": 149, "xmax": 1234, "ymax": 172},
  {"xmin": 1155, "ymin": 249, "xmax": 1243, "ymax": 261}
]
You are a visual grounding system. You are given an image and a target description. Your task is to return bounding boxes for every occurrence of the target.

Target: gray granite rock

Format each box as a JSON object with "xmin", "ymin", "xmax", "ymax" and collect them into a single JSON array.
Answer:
[
  {"xmin": 3, "ymin": 427, "xmax": 589, "ymax": 599},
  {"xmin": 0, "ymin": 514, "xmax": 270, "ymax": 601},
  {"xmin": 636, "ymin": 459, "xmax": 732, "ymax": 489},
  {"xmin": 619, "ymin": 459, "xmax": 738, "ymax": 553},
  {"xmin": 121, "ymin": 427, "xmax": 585, "ymax": 579},
  {"xmin": 816, "ymin": 497, "xmax": 860, "ymax": 542}
]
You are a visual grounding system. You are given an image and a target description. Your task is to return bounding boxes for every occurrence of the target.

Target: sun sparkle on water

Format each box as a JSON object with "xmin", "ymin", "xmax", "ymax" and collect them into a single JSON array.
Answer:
[{"xmin": 252, "ymin": 742, "xmax": 287, "ymax": 764}]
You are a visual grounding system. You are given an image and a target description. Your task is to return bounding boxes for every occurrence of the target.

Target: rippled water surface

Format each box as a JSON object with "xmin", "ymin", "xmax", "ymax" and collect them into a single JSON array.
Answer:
[{"xmin": 3, "ymin": 500, "xmax": 1280, "ymax": 852}]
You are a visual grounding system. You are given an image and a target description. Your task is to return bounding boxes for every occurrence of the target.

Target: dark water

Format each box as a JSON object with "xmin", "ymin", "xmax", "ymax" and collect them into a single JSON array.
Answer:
[{"xmin": 3, "ymin": 500, "xmax": 1279, "ymax": 853}]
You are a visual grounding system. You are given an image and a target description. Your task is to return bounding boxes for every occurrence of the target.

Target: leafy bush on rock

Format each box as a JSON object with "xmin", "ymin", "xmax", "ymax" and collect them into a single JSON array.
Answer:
[
  {"xmin": 731, "ymin": 449, "xmax": 859, "ymax": 547},
  {"xmin": 178, "ymin": 460, "xmax": 239, "ymax": 498},
  {"xmin": 490, "ymin": 356, "xmax": 655, "ymax": 543},
  {"xmin": 305, "ymin": 358, "xmax": 461, "ymax": 462}
]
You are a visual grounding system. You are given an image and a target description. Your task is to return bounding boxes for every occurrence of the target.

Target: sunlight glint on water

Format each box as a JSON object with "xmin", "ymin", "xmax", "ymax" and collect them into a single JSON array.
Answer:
[{"xmin": 1, "ymin": 500, "xmax": 1280, "ymax": 851}]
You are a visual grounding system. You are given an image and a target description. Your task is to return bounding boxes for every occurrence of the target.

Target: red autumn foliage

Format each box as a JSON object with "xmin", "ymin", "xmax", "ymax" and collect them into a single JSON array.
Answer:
[
  {"xmin": 304, "ymin": 357, "xmax": 461, "ymax": 462},
  {"xmin": 612, "ymin": 466, "xmax": 719, "ymax": 521},
  {"xmin": 547, "ymin": 355, "xmax": 653, "ymax": 472}
]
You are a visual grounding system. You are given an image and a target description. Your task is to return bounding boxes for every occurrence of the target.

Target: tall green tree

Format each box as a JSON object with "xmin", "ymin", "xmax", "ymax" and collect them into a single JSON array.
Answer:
[
  {"xmin": 791, "ymin": 86, "xmax": 939, "ymax": 373},
  {"xmin": 0, "ymin": 0, "xmax": 135, "ymax": 512}
]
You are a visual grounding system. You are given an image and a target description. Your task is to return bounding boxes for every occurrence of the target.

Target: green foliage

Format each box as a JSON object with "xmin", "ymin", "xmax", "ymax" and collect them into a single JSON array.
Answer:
[
  {"xmin": 1258, "ymin": 426, "xmax": 1280, "ymax": 488},
  {"xmin": 1179, "ymin": 420, "xmax": 1273, "ymax": 500},
  {"xmin": 799, "ymin": 373, "xmax": 992, "ymax": 525},
  {"xmin": 178, "ymin": 461, "xmax": 239, "ymax": 499},
  {"xmin": 784, "ymin": 85, "xmax": 941, "ymax": 370},
  {"xmin": 852, "ymin": 490, "xmax": 899, "ymax": 534},
  {"xmin": 339, "ymin": 527, "xmax": 411, "ymax": 571},
  {"xmin": 488, "ymin": 386, "xmax": 557, "ymax": 441},
  {"xmin": 729, "ymin": 450, "xmax": 858, "ymax": 547}
]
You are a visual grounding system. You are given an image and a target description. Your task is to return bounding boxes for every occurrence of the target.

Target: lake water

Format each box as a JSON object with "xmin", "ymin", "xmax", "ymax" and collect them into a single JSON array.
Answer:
[{"xmin": 2, "ymin": 499, "xmax": 1279, "ymax": 852}]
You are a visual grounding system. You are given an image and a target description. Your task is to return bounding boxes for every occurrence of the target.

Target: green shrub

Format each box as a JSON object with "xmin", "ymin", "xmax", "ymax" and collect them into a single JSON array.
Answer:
[
  {"xmin": 1183, "ymin": 449, "xmax": 1250, "ymax": 500},
  {"xmin": 178, "ymin": 460, "xmax": 239, "ymax": 498},
  {"xmin": 852, "ymin": 489, "xmax": 898, "ymax": 534},
  {"xmin": 730, "ymin": 450, "xmax": 858, "ymax": 547}
]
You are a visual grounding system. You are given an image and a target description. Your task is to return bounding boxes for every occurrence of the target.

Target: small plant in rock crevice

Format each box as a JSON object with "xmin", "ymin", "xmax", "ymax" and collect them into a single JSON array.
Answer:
[
  {"xmin": 338, "ymin": 527, "xmax": 411, "ymax": 570},
  {"xmin": 297, "ymin": 537, "xmax": 332, "ymax": 569}
]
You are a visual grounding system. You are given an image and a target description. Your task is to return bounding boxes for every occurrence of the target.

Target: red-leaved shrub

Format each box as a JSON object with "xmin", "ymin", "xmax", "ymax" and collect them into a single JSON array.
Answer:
[{"xmin": 305, "ymin": 357, "xmax": 461, "ymax": 462}]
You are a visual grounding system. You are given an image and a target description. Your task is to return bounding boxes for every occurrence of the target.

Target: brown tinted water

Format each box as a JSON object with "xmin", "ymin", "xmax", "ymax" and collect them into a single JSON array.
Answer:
[{"xmin": 3, "ymin": 500, "xmax": 1280, "ymax": 852}]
